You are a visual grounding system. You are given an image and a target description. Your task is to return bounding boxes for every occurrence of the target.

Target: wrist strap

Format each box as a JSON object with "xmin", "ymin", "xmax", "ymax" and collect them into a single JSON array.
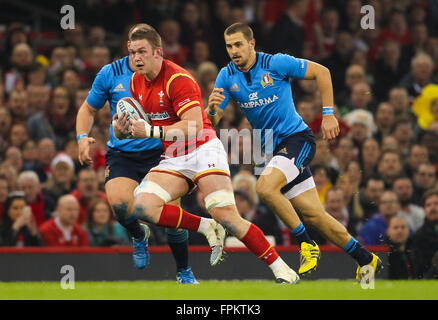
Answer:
[
  {"xmin": 148, "ymin": 125, "xmax": 164, "ymax": 139},
  {"xmin": 207, "ymin": 108, "xmax": 218, "ymax": 116},
  {"xmin": 77, "ymin": 133, "xmax": 88, "ymax": 142},
  {"xmin": 322, "ymin": 106, "xmax": 334, "ymax": 116}
]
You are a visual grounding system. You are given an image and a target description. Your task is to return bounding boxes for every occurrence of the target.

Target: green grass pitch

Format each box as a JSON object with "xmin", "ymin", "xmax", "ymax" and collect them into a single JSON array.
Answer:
[{"xmin": 0, "ymin": 280, "xmax": 437, "ymax": 300}]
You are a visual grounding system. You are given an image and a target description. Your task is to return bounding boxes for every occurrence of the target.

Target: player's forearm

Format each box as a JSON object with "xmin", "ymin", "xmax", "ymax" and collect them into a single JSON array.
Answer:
[
  {"xmin": 315, "ymin": 66, "xmax": 334, "ymax": 108},
  {"xmin": 206, "ymin": 109, "xmax": 223, "ymax": 127},
  {"xmin": 76, "ymin": 102, "xmax": 96, "ymax": 136}
]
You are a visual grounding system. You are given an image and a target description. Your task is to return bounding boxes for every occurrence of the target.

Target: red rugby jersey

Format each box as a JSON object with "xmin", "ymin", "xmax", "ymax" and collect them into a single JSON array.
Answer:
[{"xmin": 130, "ymin": 59, "xmax": 216, "ymax": 157}]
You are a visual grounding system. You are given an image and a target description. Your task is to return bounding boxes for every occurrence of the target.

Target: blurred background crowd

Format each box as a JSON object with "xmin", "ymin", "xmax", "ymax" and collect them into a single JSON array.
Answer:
[{"xmin": 0, "ymin": 0, "xmax": 438, "ymax": 279}]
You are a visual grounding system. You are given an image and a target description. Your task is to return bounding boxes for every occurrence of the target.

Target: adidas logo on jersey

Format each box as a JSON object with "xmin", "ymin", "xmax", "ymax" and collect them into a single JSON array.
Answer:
[
  {"xmin": 114, "ymin": 83, "xmax": 126, "ymax": 92},
  {"xmin": 230, "ymin": 83, "xmax": 240, "ymax": 92}
]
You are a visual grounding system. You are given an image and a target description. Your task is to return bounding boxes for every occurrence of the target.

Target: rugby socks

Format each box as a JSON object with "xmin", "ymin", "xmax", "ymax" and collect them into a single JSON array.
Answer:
[
  {"xmin": 123, "ymin": 214, "xmax": 146, "ymax": 240},
  {"xmin": 166, "ymin": 228, "xmax": 189, "ymax": 271},
  {"xmin": 343, "ymin": 236, "xmax": 373, "ymax": 266},
  {"xmin": 291, "ymin": 222, "xmax": 314, "ymax": 246},
  {"xmin": 240, "ymin": 223, "xmax": 279, "ymax": 265},
  {"xmin": 158, "ymin": 204, "xmax": 202, "ymax": 231}
]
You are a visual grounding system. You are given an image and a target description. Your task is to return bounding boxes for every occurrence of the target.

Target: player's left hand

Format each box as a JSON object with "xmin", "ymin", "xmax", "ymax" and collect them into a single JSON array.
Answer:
[
  {"xmin": 129, "ymin": 115, "xmax": 149, "ymax": 139},
  {"xmin": 321, "ymin": 114, "xmax": 340, "ymax": 140}
]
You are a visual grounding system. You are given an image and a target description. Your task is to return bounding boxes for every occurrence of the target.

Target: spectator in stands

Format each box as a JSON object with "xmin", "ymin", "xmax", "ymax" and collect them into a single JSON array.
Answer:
[
  {"xmin": 187, "ymin": 40, "xmax": 211, "ymax": 69},
  {"xmin": 84, "ymin": 46, "xmax": 111, "ymax": 85},
  {"xmin": 344, "ymin": 109, "xmax": 376, "ymax": 155},
  {"xmin": 391, "ymin": 117, "xmax": 414, "ymax": 157},
  {"xmin": 359, "ymin": 137, "xmax": 380, "ymax": 179},
  {"xmin": 311, "ymin": 164, "xmax": 332, "ymax": 205},
  {"xmin": 392, "ymin": 176, "xmax": 425, "ymax": 233},
  {"xmin": 178, "ymin": 1, "xmax": 207, "ymax": 48},
  {"xmin": 27, "ymin": 84, "xmax": 49, "ymax": 115},
  {"xmin": 359, "ymin": 175, "xmax": 385, "ymax": 220},
  {"xmin": 0, "ymin": 176, "xmax": 9, "ymax": 221},
  {"xmin": 340, "ymin": 81, "xmax": 375, "ymax": 115},
  {"xmin": 268, "ymin": 0, "xmax": 308, "ymax": 57},
  {"xmin": 159, "ymin": 19, "xmax": 189, "ymax": 67},
  {"xmin": 330, "ymin": 137, "xmax": 354, "ymax": 174},
  {"xmin": 21, "ymin": 140, "xmax": 37, "ymax": 170},
  {"xmin": 39, "ymin": 194, "xmax": 89, "ymax": 246},
  {"xmin": 404, "ymin": 144, "xmax": 429, "ymax": 179},
  {"xmin": 43, "ymin": 153, "xmax": 76, "ymax": 202},
  {"xmin": 373, "ymin": 102, "xmax": 396, "ymax": 143},
  {"xmin": 336, "ymin": 173, "xmax": 363, "ymax": 236},
  {"xmin": 324, "ymin": 187, "xmax": 350, "ymax": 232},
  {"xmin": 310, "ymin": 139, "xmax": 338, "ymax": 181},
  {"xmin": 70, "ymin": 168, "xmax": 107, "ymax": 225},
  {"xmin": 0, "ymin": 24, "xmax": 29, "ymax": 71},
  {"xmin": 336, "ymin": 64, "xmax": 367, "ymax": 109},
  {"xmin": 27, "ymin": 86, "xmax": 76, "ymax": 150},
  {"xmin": 0, "ymin": 191, "xmax": 41, "ymax": 246},
  {"xmin": 0, "ymin": 163, "xmax": 18, "ymax": 192},
  {"xmin": 412, "ymin": 163, "xmax": 437, "ymax": 206},
  {"xmin": 319, "ymin": 7, "xmax": 339, "ymax": 58},
  {"xmin": 388, "ymin": 87, "xmax": 415, "ymax": 122},
  {"xmin": 320, "ymin": 31, "xmax": 354, "ymax": 94},
  {"xmin": 8, "ymin": 123, "xmax": 29, "ymax": 149},
  {"xmin": 4, "ymin": 146, "xmax": 23, "ymax": 174},
  {"xmin": 31, "ymin": 138, "xmax": 56, "ymax": 183},
  {"xmin": 17, "ymin": 170, "xmax": 56, "ymax": 227},
  {"xmin": 403, "ymin": 23, "xmax": 429, "ymax": 66},
  {"xmin": 4, "ymin": 43, "xmax": 34, "ymax": 94},
  {"xmin": 358, "ymin": 190, "xmax": 400, "ymax": 245},
  {"xmin": 373, "ymin": 40, "xmax": 406, "ymax": 101},
  {"xmin": 399, "ymin": 52, "xmax": 437, "ymax": 100},
  {"xmin": 377, "ymin": 149, "xmax": 404, "ymax": 189},
  {"xmin": 60, "ymin": 67, "xmax": 82, "ymax": 99},
  {"xmin": 85, "ymin": 198, "xmax": 129, "ymax": 247},
  {"xmin": 385, "ymin": 216, "xmax": 416, "ymax": 279},
  {"xmin": 7, "ymin": 89, "xmax": 29, "ymax": 123},
  {"xmin": 412, "ymin": 189, "xmax": 438, "ymax": 278},
  {"xmin": 0, "ymin": 107, "xmax": 12, "ymax": 151}
]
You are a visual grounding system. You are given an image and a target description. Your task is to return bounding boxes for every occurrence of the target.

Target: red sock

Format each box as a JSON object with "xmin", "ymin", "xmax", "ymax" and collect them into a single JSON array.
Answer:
[
  {"xmin": 157, "ymin": 204, "xmax": 201, "ymax": 231},
  {"xmin": 240, "ymin": 223, "xmax": 279, "ymax": 265}
]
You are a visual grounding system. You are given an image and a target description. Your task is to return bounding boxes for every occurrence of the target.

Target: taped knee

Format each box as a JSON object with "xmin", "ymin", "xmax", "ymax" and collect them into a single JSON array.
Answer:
[
  {"xmin": 134, "ymin": 180, "xmax": 172, "ymax": 203},
  {"xmin": 204, "ymin": 189, "xmax": 236, "ymax": 212}
]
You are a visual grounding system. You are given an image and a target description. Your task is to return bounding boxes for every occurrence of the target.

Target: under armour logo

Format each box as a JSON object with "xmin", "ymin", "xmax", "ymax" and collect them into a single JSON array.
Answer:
[
  {"xmin": 139, "ymin": 94, "xmax": 143, "ymax": 101},
  {"xmin": 208, "ymin": 163, "xmax": 215, "ymax": 168}
]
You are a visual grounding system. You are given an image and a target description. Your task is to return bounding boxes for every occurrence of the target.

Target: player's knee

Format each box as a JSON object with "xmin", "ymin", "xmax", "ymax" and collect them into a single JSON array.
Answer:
[
  {"xmin": 132, "ymin": 195, "xmax": 161, "ymax": 224},
  {"xmin": 111, "ymin": 202, "xmax": 129, "ymax": 223}
]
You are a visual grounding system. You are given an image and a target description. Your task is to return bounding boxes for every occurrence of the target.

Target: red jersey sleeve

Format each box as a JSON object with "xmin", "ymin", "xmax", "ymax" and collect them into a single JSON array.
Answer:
[
  {"xmin": 167, "ymin": 75, "xmax": 202, "ymax": 118},
  {"xmin": 130, "ymin": 72, "xmax": 138, "ymax": 100}
]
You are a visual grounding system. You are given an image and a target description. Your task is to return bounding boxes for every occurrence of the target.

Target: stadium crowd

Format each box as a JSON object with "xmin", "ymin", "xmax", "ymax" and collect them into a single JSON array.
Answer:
[{"xmin": 0, "ymin": 0, "xmax": 438, "ymax": 279}]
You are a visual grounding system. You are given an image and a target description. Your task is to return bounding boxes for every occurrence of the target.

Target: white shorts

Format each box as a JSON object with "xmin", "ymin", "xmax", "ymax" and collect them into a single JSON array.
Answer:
[{"xmin": 149, "ymin": 138, "xmax": 230, "ymax": 184}]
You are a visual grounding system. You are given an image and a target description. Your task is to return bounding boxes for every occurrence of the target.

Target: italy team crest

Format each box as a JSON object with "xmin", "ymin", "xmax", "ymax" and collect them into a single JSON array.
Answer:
[{"xmin": 261, "ymin": 73, "xmax": 273, "ymax": 88}]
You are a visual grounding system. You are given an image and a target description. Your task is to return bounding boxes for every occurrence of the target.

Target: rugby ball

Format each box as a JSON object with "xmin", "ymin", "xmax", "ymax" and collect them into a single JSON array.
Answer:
[{"xmin": 116, "ymin": 97, "xmax": 148, "ymax": 122}]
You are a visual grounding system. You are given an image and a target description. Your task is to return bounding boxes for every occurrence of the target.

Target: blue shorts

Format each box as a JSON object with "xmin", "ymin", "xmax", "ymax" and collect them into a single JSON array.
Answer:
[
  {"xmin": 266, "ymin": 128, "xmax": 316, "ymax": 200},
  {"xmin": 104, "ymin": 147, "xmax": 163, "ymax": 184}
]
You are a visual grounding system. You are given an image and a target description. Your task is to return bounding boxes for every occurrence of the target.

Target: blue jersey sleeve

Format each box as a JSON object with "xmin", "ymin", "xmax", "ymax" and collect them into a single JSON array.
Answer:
[
  {"xmin": 85, "ymin": 65, "xmax": 111, "ymax": 110},
  {"xmin": 214, "ymin": 67, "xmax": 231, "ymax": 110},
  {"xmin": 270, "ymin": 53, "xmax": 307, "ymax": 80}
]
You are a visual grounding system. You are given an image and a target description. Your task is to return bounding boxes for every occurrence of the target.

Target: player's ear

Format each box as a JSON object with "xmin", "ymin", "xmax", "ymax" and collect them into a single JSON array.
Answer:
[
  {"xmin": 249, "ymin": 39, "xmax": 256, "ymax": 49},
  {"xmin": 155, "ymin": 47, "xmax": 163, "ymax": 58}
]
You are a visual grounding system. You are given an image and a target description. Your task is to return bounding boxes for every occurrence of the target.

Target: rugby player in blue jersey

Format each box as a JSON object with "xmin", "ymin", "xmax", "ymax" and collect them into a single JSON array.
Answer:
[
  {"xmin": 75, "ymin": 25, "xmax": 198, "ymax": 284},
  {"xmin": 207, "ymin": 23, "xmax": 382, "ymax": 281}
]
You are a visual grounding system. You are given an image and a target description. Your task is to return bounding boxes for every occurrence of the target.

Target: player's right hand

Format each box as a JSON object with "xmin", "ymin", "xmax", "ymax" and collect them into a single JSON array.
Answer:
[
  {"xmin": 112, "ymin": 113, "xmax": 131, "ymax": 135},
  {"xmin": 207, "ymin": 88, "xmax": 225, "ymax": 114},
  {"xmin": 78, "ymin": 135, "xmax": 96, "ymax": 166}
]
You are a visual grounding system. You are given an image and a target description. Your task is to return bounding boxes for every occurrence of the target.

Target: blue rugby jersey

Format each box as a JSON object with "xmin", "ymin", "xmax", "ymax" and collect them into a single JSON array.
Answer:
[
  {"xmin": 215, "ymin": 52, "xmax": 309, "ymax": 152},
  {"xmin": 86, "ymin": 56, "xmax": 162, "ymax": 152}
]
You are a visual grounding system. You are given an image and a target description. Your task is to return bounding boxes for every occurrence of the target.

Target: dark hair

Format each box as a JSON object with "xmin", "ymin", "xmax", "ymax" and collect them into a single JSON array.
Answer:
[
  {"xmin": 1, "ymin": 191, "xmax": 26, "ymax": 232},
  {"xmin": 224, "ymin": 23, "xmax": 254, "ymax": 41},
  {"xmin": 422, "ymin": 188, "xmax": 438, "ymax": 206},
  {"xmin": 128, "ymin": 23, "xmax": 162, "ymax": 49}
]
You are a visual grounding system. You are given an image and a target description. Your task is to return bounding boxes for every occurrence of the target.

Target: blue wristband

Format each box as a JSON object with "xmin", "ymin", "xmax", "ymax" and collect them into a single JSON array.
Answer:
[
  {"xmin": 322, "ymin": 106, "xmax": 334, "ymax": 116},
  {"xmin": 77, "ymin": 133, "xmax": 88, "ymax": 142}
]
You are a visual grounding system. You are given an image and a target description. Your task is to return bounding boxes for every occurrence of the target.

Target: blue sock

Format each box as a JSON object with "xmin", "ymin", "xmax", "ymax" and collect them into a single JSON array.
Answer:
[
  {"xmin": 166, "ymin": 228, "xmax": 189, "ymax": 271},
  {"xmin": 291, "ymin": 222, "xmax": 314, "ymax": 246},
  {"xmin": 124, "ymin": 214, "xmax": 145, "ymax": 240},
  {"xmin": 343, "ymin": 237, "xmax": 373, "ymax": 266}
]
